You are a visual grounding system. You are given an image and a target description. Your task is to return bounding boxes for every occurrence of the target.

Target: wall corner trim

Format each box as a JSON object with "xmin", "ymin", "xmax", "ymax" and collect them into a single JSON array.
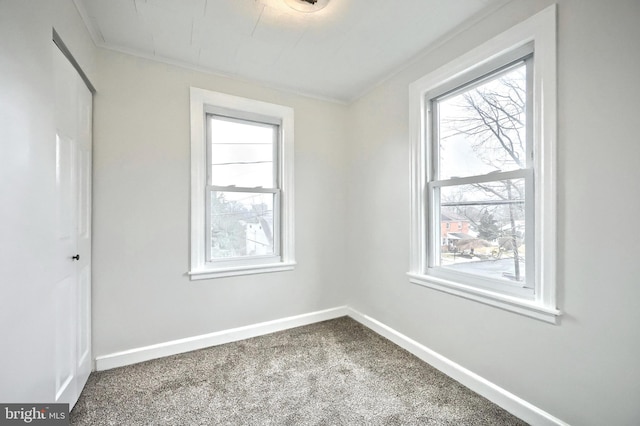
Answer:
[
  {"xmin": 346, "ymin": 307, "xmax": 569, "ymax": 426},
  {"xmin": 94, "ymin": 306, "xmax": 348, "ymax": 371}
]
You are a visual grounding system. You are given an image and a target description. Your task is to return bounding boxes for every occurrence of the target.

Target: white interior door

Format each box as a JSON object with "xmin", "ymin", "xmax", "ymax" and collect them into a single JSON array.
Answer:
[{"xmin": 53, "ymin": 42, "xmax": 92, "ymax": 409}]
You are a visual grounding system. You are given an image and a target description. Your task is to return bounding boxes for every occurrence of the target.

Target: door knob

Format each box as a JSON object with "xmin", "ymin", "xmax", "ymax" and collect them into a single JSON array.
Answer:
[{"xmin": 72, "ymin": 254, "xmax": 80, "ymax": 261}]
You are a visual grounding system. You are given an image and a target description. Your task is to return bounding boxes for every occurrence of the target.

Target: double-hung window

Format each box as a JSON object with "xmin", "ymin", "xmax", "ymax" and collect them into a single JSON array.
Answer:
[
  {"xmin": 408, "ymin": 6, "xmax": 558, "ymax": 322},
  {"xmin": 190, "ymin": 89, "xmax": 295, "ymax": 279},
  {"xmin": 430, "ymin": 48, "xmax": 534, "ymax": 297}
]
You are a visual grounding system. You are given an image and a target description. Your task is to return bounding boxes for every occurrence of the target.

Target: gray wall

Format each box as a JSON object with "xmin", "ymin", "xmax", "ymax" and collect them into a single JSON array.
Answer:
[
  {"xmin": 92, "ymin": 49, "xmax": 349, "ymax": 356},
  {"xmin": 345, "ymin": 0, "xmax": 640, "ymax": 424}
]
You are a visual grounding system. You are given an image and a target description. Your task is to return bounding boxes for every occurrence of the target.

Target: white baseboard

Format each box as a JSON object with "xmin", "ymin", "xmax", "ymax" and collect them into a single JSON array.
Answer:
[
  {"xmin": 346, "ymin": 307, "xmax": 568, "ymax": 426},
  {"xmin": 94, "ymin": 305, "xmax": 566, "ymax": 426},
  {"xmin": 95, "ymin": 306, "xmax": 348, "ymax": 371}
]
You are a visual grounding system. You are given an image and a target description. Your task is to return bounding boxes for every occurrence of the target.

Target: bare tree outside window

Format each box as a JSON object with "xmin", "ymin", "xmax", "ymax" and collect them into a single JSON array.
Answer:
[{"xmin": 435, "ymin": 62, "xmax": 529, "ymax": 282}]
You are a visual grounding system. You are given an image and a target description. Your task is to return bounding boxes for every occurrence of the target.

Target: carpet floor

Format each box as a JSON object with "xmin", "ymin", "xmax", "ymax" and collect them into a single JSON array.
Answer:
[{"xmin": 70, "ymin": 317, "xmax": 527, "ymax": 425}]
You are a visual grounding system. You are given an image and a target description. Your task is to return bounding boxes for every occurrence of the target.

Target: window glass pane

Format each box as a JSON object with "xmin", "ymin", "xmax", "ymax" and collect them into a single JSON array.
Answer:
[
  {"xmin": 439, "ymin": 179, "xmax": 526, "ymax": 283},
  {"xmin": 436, "ymin": 63, "xmax": 527, "ymax": 180},
  {"xmin": 210, "ymin": 117, "xmax": 275, "ymax": 188},
  {"xmin": 210, "ymin": 191, "xmax": 275, "ymax": 260}
]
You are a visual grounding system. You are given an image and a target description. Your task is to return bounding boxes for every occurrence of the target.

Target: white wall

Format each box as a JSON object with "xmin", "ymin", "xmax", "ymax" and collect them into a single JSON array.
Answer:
[
  {"xmin": 0, "ymin": 0, "xmax": 96, "ymax": 402},
  {"xmin": 92, "ymin": 49, "xmax": 349, "ymax": 357},
  {"xmin": 345, "ymin": 0, "xmax": 640, "ymax": 424}
]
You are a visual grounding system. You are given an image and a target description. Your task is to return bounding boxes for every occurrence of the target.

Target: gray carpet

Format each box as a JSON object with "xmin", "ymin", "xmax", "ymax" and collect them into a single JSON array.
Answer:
[{"xmin": 71, "ymin": 317, "xmax": 527, "ymax": 425}]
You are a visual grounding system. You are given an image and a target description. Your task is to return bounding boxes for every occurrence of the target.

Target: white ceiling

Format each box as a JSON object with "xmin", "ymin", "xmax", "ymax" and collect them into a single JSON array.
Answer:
[{"xmin": 74, "ymin": 0, "xmax": 506, "ymax": 102}]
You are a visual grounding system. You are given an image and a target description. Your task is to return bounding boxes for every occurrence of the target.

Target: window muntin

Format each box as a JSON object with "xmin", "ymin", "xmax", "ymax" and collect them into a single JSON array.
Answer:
[{"xmin": 427, "ymin": 55, "xmax": 534, "ymax": 296}]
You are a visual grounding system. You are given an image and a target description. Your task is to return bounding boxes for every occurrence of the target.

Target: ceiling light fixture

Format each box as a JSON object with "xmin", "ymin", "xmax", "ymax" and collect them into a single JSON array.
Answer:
[{"xmin": 284, "ymin": 0, "xmax": 330, "ymax": 13}]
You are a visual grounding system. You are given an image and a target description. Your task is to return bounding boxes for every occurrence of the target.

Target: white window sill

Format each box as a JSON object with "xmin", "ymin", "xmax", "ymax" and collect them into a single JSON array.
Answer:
[
  {"xmin": 190, "ymin": 261, "xmax": 296, "ymax": 280},
  {"xmin": 407, "ymin": 272, "xmax": 560, "ymax": 324}
]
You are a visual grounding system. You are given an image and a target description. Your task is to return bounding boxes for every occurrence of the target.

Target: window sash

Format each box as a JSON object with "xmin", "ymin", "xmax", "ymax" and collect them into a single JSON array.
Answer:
[
  {"xmin": 426, "ymin": 169, "xmax": 534, "ymax": 295},
  {"xmin": 205, "ymin": 187, "xmax": 281, "ymax": 266},
  {"xmin": 205, "ymin": 113, "xmax": 282, "ymax": 264},
  {"xmin": 425, "ymin": 52, "xmax": 535, "ymax": 294},
  {"xmin": 429, "ymin": 55, "xmax": 534, "ymax": 182},
  {"xmin": 206, "ymin": 113, "xmax": 280, "ymax": 190}
]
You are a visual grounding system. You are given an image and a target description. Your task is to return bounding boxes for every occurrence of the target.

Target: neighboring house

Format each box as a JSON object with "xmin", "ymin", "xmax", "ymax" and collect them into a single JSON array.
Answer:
[{"xmin": 440, "ymin": 212, "xmax": 472, "ymax": 247}]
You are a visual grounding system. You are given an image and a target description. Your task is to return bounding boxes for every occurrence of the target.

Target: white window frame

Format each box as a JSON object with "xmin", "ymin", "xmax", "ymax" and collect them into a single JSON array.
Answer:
[
  {"xmin": 408, "ymin": 5, "xmax": 559, "ymax": 323},
  {"xmin": 189, "ymin": 88, "xmax": 295, "ymax": 279}
]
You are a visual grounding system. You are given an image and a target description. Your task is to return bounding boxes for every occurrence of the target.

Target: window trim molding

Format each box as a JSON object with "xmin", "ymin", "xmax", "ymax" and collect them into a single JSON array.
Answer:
[
  {"xmin": 408, "ymin": 5, "xmax": 558, "ymax": 323},
  {"xmin": 189, "ymin": 88, "xmax": 295, "ymax": 280}
]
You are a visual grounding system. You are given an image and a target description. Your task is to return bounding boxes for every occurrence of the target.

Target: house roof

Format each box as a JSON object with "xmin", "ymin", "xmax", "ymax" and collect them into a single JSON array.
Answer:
[
  {"xmin": 446, "ymin": 232, "xmax": 474, "ymax": 240},
  {"xmin": 441, "ymin": 212, "xmax": 469, "ymax": 222}
]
